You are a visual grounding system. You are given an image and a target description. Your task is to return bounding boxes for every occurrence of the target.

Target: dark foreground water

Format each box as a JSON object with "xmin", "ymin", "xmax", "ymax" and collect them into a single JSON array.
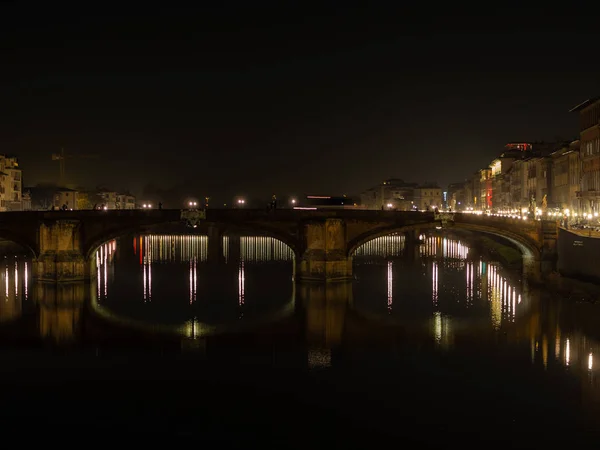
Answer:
[{"xmin": 1, "ymin": 232, "xmax": 600, "ymax": 445}]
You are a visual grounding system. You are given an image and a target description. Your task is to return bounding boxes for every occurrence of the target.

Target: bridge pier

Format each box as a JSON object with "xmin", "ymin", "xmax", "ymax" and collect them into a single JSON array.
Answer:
[
  {"xmin": 296, "ymin": 219, "xmax": 353, "ymax": 283},
  {"xmin": 33, "ymin": 221, "xmax": 89, "ymax": 282},
  {"xmin": 404, "ymin": 229, "xmax": 421, "ymax": 261},
  {"xmin": 207, "ymin": 225, "xmax": 225, "ymax": 264},
  {"xmin": 227, "ymin": 235, "xmax": 241, "ymax": 263}
]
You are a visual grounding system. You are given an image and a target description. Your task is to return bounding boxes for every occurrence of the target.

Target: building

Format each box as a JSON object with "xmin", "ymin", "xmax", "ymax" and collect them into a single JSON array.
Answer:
[
  {"xmin": 97, "ymin": 189, "xmax": 118, "ymax": 209},
  {"xmin": 116, "ymin": 193, "xmax": 136, "ymax": 209},
  {"xmin": 447, "ymin": 181, "xmax": 467, "ymax": 211},
  {"xmin": 525, "ymin": 156, "xmax": 552, "ymax": 213},
  {"xmin": 551, "ymin": 140, "xmax": 580, "ymax": 214},
  {"xmin": 479, "ymin": 168, "xmax": 493, "ymax": 211},
  {"xmin": 22, "ymin": 190, "xmax": 32, "ymax": 211},
  {"xmin": 54, "ymin": 188, "xmax": 79, "ymax": 210},
  {"xmin": 570, "ymin": 97, "xmax": 600, "ymax": 216},
  {"xmin": 509, "ymin": 159, "xmax": 527, "ymax": 212},
  {"xmin": 359, "ymin": 179, "xmax": 418, "ymax": 210},
  {"xmin": 0, "ymin": 156, "xmax": 23, "ymax": 211},
  {"xmin": 413, "ymin": 184, "xmax": 442, "ymax": 211},
  {"xmin": 97, "ymin": 189, "xmax": 136, "ymax": 209}
]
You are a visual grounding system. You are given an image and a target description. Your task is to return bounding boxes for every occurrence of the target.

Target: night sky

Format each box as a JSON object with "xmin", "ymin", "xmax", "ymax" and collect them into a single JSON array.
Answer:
[{"xmin": 2, "ymin": 5, "xmax": 599, "ymax": 203}]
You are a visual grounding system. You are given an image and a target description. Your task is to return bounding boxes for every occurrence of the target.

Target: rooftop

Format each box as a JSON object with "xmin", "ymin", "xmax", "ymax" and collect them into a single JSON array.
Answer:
[{"xmin": 569, "ymin": 96, "xmax": 600, "ymax": 113}]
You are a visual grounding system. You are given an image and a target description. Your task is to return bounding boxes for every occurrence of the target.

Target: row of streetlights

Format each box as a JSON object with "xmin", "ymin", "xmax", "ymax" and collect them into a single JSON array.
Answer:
[{"xmin": 142, "ymin": 196, "xmax": 300, "ymax": 210}]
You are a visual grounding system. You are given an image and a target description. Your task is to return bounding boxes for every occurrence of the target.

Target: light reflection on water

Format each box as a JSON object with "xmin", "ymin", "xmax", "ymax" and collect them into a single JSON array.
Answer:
[
  {"xmin": 1, "ymin": 231, "xmax": 600, "ymax": 423},
  {"xmin": 353, "ymin": 234, "xmax": 525, "ymax": 336},
  {"xmin": 351, "ymin": 233, "xmax": 600, "ymax": 408},
  {"xmin": 93, "ymin": 234, "xmax": 295, "ymax": 335},
  {"xmin": 0, "ymin": 255, "xmax": 30, "ymax": 324}
]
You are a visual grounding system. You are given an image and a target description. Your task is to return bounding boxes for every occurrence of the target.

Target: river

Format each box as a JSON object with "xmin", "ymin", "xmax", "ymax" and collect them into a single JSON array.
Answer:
[{"xmin": 0, "ymin": 231, "xmax": 599, "ymax": 445}]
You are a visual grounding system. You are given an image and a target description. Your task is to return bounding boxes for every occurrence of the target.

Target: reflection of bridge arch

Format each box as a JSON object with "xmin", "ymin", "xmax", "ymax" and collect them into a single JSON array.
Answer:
[
  {"xmin": 350, "ymin": 234, "xmax": 538, "ymax": 343},
  {"xmin": 88, "ymin": 272, "xmax": 297, "ymax": 339}
]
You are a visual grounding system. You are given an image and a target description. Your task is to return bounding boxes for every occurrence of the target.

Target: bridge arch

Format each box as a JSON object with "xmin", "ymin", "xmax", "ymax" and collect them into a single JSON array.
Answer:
[
  {"xmin": 217, "ymin": 223, "xmax": 302, "ymax": 259},
  {"xmin": 347, "ymin": 222, "xmax": 438, "ymax": 256},
  {"xmin": 84, "ymin": 221, "xmax": 184, "ymax": 260},
  {"xmin": 0, "ymin": 229, "xmax": 38, "ymax": 258},
  {"xmin": 347, "ymin": 220, "xmax": 541, "ymax": 262},
  {"xmin": 450, "ymin": 222, "xmax": 541, "ymax": 261},
  {"xmin": 84, "ymin": 220, "xmax": 303, "ymax": 261}
]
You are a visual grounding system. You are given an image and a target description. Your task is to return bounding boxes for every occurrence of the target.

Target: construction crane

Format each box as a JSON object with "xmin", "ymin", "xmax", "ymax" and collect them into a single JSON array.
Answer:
[{"xmin": 51, "ymin": 148, "xmax": 99, "ymax": 186}]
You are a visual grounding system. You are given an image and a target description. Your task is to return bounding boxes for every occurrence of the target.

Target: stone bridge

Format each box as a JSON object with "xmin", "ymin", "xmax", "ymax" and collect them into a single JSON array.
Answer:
[{"xmin": 0, "ymin": 209, "xmax": 558, "ymax": 283}]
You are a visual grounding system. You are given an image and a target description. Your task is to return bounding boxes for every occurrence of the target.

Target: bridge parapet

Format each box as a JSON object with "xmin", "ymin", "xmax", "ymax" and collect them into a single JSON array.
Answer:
[
  {"xmin": 450, "ymin": 213, "xmax": 559, "ymax": 278},
  {"xmin": 452, "ymin": 213, "xmax": 558, "ymax": 248}
]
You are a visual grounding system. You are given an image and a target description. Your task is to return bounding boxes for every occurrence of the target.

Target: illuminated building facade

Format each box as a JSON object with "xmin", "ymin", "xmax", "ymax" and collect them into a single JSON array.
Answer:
[
  {"xmin": 359, "ymin": 178, "xmax": 418, "ymax": 210},
  {"xmin": 97, "ymin": 189, "xmax": 136, "ymax": 209},
  {"xmin": 450, "ymin": 141, "xmax": 565, "ymax": 214},
  {"xmin": 54, "ymin": 188, "xmax": 79, "ymax": 210},
  {"xmin": 413, "ymin": 184, "xmax": 442, "ymax": 211},
  {"xmin": 0, "ymin": 155, "xmax": 22, "ymax": 211},
  {"xmin": 551, "ymin": 140, "xmax": 580, "ymax": 215},
  {"xmin": 571, "ymin": 97, "xmax": 600, "ymax": 216}
]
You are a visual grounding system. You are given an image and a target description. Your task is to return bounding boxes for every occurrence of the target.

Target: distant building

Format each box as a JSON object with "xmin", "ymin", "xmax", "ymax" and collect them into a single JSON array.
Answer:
[
  {"xmin": 551, "ymin": 140, "xmax": 580, "ymax": 214},
  {"xmin": 449, "ymin": 141, "xmax": 568, "ymax": 215},
  {"xmin": 447, "ymin": 182, "xmax": 467, "ymax": 211},
  {"xmin": 0, "ymin": 156, "xmax": 22, "ymax": 211},
  {"xmin": 97, "ymin": 189, "xmax": 136, "ymax": 209},
  {"xmin": 359, "ymin": 179, "xmax": 418, "ymax": 210},
  {"xmin": 116, "ymin": 193, "xmax": 136, "ymax": 209},
  {"xmin": 571, "ymin": 97, "xmax": 600, "ymax": 216},
  {"xmin": 54, "ymin": 188, "xmax": 78, "ymax": 210},
  {"xmin": 22, "ymin": 190, "xmax": 32, "ymax": 211},
  {"xmin": 413, "ymin": 184, "xmax": 442, "ymax": 211}
]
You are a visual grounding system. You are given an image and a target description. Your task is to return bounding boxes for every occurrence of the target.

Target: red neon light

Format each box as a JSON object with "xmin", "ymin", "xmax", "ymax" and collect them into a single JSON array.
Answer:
[{"xmin": 306, "ymin": 196, "xmax": 331, "ymax": 199}]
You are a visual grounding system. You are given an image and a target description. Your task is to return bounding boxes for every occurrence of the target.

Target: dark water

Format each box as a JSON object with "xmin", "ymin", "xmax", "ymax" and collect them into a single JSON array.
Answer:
[{"xmin": 1, "ymin": 232, "xmax": 600, "ymax": 445}]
